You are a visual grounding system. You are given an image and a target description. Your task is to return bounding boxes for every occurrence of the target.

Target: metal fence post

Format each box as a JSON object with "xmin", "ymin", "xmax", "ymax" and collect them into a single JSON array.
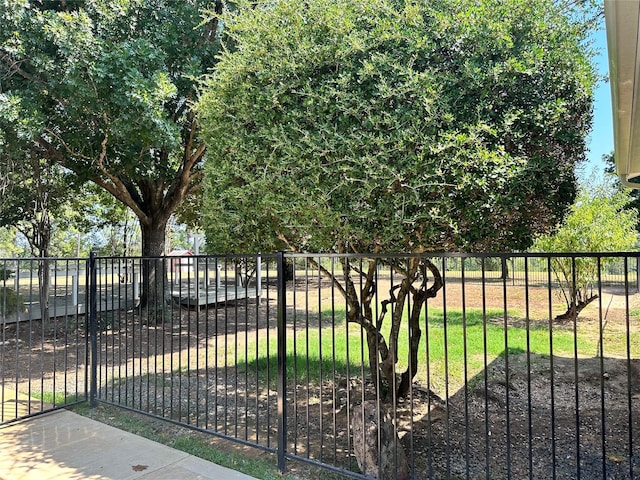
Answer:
[
  {"xmin": 89, "ymin": 251, "xmax": 98, "ymax": 408},
  {"xmin": 276, "ymin": 251, "xmax": 287, "ymax": 473}
]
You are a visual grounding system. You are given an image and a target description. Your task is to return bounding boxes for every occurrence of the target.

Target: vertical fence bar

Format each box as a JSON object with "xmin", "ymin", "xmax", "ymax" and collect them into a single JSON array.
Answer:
[
  {"xmin": 425, "ymin": 258, "xmax": 434, "ymax": 479},
  {"xmin": 524, "ymin": 257, "xmax": 533, "ymax": 479},
  {"xmin": 292, "ymin": 257, "xmax": 299, "ymax": 456},
  {"xmin": 461, "ymin": 257, "xmax": 470, "ymax": 480},
  {"xmin": 89, "ymin": 252, "xmax": 98, "ymax": 408},
  {"xmin": 503, "ymin": 255, "xmax": 512, "ymax": 478},
  {"xmin": 243, "ymin": 257, "xmax": 249, "ymax": 440},
  {"xmin": 277, "ymin": 251, "xmax": 287, "ymax": 473},
  {"xmin": 204, "ymin": 256, "xmax": 211, "ymax": 430},
  {"xmin": 223, "ymin": 257, "xmax": 228, "ymax": 436},
  {"xmin": 26, "ymin": 260, "xmax": 33, "ymax": 412},
  {"xmin": 547, "ymin": 255, "xmax": 557, "ymax": 479},
  {"xmin": 305, "ymin": 258, "xmax": 312, "ymax": 459},
  {"xmin": 442, "ymin": 257, "xmax": 451, "ymax": 478},
  {"xmin": 624, "ymin": 256, "xmax": 634, "ymax": 479},
  {"xmin": 481, "ymin": 256, "xmax": 491, "ymax": 479},
  {"xmin": 13, "ymin": 261, "xmax": 21, "ymax": 418},
  {"xmin": 330, "ymin": 257, "xmax": 337, "ymax": 467},
  {"xmin": 253, "ymin": 255, "xmax": 260, "ymax": 443},
  {"xmin": 235, "ymin": 257, "xmax": 241, "ymax": 436},
  {"xmin": 597, "ymin": 256, "xmax": 607, "ymax": 479},
  {"xmin": 345, "ymin": 257, "xmax": 354, "ymax": 473},
  {"xmin": 264, "ymin": 255, "xmax": 272, "ymax": 447},
  {"xmin": 50, "ymin": 259, "xmax": 57, "ymax": 407},
  {"xmin": 571, "ymin": 256, "xmax": 581, "ymax": 480},
  {"xmin": 317, "ymin": 255, "xmax": 325, "ymax": 464},
  {"xmin": 1, "ymin": 260, "xmax": 8, "ymax": 421},
  {"xmin": 81, "ymin": 260, "xmax": 89, "ymax": 404}
]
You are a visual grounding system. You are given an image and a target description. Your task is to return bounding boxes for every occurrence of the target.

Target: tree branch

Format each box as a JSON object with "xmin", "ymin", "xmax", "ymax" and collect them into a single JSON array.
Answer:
[
  {"xmin": 0, "ymin": 50, "xmax": 34, "ymax": 82},
  {"xmin": 163, "ymin": 116, "xmax": 206, "ymax": 214},
  {"xmin": 87, "ymin": 133, "xmax": 149, "ymax": 222}
]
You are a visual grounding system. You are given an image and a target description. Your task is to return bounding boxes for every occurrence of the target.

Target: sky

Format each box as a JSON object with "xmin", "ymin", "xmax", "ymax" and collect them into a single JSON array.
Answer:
[{"xmin": 583, "ymin": 23, "xmax": 614, "ymax": 180}]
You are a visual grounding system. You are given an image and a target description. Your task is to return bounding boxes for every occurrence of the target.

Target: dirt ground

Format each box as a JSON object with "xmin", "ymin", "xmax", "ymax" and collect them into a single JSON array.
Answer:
[{"xmin": 2, "ymin": 277, "xmax": 640, "ymax": 479}]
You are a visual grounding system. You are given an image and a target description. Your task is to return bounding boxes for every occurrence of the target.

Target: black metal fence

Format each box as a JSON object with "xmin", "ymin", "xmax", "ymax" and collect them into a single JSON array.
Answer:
[
  {"xmin": 1, "ymin": 252, "xmax": 639, "ymax": 479},
  {"xmin": 0, "ymin": 257, "xmax": 88, "ymax": 421}
]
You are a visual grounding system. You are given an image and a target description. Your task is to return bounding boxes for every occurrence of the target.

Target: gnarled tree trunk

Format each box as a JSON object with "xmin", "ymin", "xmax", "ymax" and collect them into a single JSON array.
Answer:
[
  {"xmin": 339, "ymin": 256, "xmax": 443, "ymax": 402},
  {"xmin": 555, "ymin": 295, "xmax": 599, "ymax": 322}
]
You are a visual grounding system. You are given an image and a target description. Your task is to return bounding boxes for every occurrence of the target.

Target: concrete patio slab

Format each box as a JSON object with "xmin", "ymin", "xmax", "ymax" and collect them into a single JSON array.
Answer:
[{"xmin": 0, "ymin": 410, "xmax": 257, "ymax": 480}]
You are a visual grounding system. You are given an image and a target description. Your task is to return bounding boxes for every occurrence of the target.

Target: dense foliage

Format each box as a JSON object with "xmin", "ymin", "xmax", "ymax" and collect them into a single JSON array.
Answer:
[
  {"xmin": 198, "ymin": 0, "xmax": 597, "ymax": 255},
  {"xmin": 1, "ymin": 0, "xmax": 222, "ymax": 308},
  {"xmin": 0, "ymin": 287, "xmax": 23, "ymax": 317},
  {"xmin": 0, "ymin": 0, "xmax": 220, "ymax": 257},
  {"xmin": 534, "ymin": 178, "xmax": 638, "ymax": 254},
  {"xmin": 604, "ymin": 152, "xmax": 640, "ymax": 232},
  {"xmin": 196, "ymin": 0, "xmax": 598, "ymax": 411}
]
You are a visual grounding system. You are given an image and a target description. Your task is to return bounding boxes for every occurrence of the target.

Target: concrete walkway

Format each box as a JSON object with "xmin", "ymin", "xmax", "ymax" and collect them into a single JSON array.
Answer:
[{"xmin": 0, "ymin": 410, "xmax": 258, "ymax": 480}]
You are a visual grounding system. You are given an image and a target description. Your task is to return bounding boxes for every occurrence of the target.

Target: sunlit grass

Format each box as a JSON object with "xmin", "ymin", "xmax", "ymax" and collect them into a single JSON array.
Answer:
[
  {"xmin": 236, "ymin": 306, "xmax": 638, "ymax": 395},
  {"xmin": 30, "ymin": 391, "xmax": 82, "ymax": 405}
]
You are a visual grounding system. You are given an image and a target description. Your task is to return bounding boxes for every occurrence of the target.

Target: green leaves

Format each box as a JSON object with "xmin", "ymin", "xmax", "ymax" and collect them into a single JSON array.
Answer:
[
  {"xmin": 0, "ymin": 0, "xmax": 223, "ymax": 257},
  {"xmin": 532, "ymin": 176, "xmax": 637, "ymax": 319},
  {"xmin": 197, "ymin": 0, "xmax": 597, "ymax": 254},
  {"xmin": 533, "ymin": 177, "xmax": 639, "ymax": 254}
]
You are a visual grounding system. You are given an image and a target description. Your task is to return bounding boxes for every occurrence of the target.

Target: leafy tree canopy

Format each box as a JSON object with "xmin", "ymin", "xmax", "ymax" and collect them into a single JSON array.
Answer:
[
  {"xmin": 0, "ymin": 227, "xmax": 25, "ymax": 258},
  {"xmin": 1, "ymin": 0, "xmax": 222, "ymax": 310},
  {"xmin": 0, "ymin": 157, "xmax": 75, "ymax": 257},
  {"xmin": 197, "ymin": 0, "xmax": 597, "ymax": 255},
  {"xmin": 603, "ymin": 152, "xmax": 640, "ymax": 232},
  {"xmin": 0, "ymin": 0, "xmax": 221, "ymax": 257}
]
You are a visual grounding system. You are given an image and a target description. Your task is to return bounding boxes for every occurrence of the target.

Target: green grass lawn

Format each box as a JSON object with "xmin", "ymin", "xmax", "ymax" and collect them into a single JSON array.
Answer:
[
  {"xmin": 238, "ymin": 306, "xmax": 639, "ymax": 395},
  {"xmin": 30, "ymin": 391, "xmax": 83, "ymax": 406}
]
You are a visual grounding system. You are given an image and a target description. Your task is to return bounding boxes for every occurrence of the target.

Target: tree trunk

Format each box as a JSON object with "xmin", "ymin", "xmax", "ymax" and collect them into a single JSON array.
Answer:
[
  {"xmin": 397, "ymin": 296, "xmax": 423, "ymax": 398},
  {"xmin": 396, "ymin": 259, "xmax": 442, "ymax": 399},
  {"xmin": 352, "ymin": 400, "xmax": 409, "ymax": 480},
  {"xmin": 501, "ymin": 257, "xmax": 509, "ymax": 280},
  {"xmin": 334, "ymin": 255, "xmax": 444, "ymax": 402},
  {"xmin": 555, "ymin": 294, "xmax": 599, "ymax": 322},
  {"xmin": 28, "ymin": 212, "xmax": 52, "ymax": 322},
  {"xmin": 351, "ymin": 258, "xmax": 442, "ymax": 402},
  {"xmin": 380, "ymin": 277, "xmax": 411, "ymax": 401},
  {"xmin": 139, "ymin": 217, "xmax": 169, "ymax": 321},
  {"xmin": 38, "ymin": 259, "xmax": 50, "ymax": 322}
]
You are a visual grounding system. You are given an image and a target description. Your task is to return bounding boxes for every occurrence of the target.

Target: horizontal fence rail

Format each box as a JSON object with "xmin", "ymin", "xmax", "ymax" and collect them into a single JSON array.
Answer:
[{"xmin": 1, "ymin": 252, "xmax": 638, "ymax": 479}]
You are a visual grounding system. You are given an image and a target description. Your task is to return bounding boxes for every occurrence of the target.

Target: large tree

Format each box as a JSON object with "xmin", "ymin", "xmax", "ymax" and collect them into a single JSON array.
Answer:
[
  {"xmin": 197, "ymin": 0, "xmax": 597, "ymax": 402},
  {"xmin": 0, "ymin": 0, "xmax": 221, "ymax": 309}
]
